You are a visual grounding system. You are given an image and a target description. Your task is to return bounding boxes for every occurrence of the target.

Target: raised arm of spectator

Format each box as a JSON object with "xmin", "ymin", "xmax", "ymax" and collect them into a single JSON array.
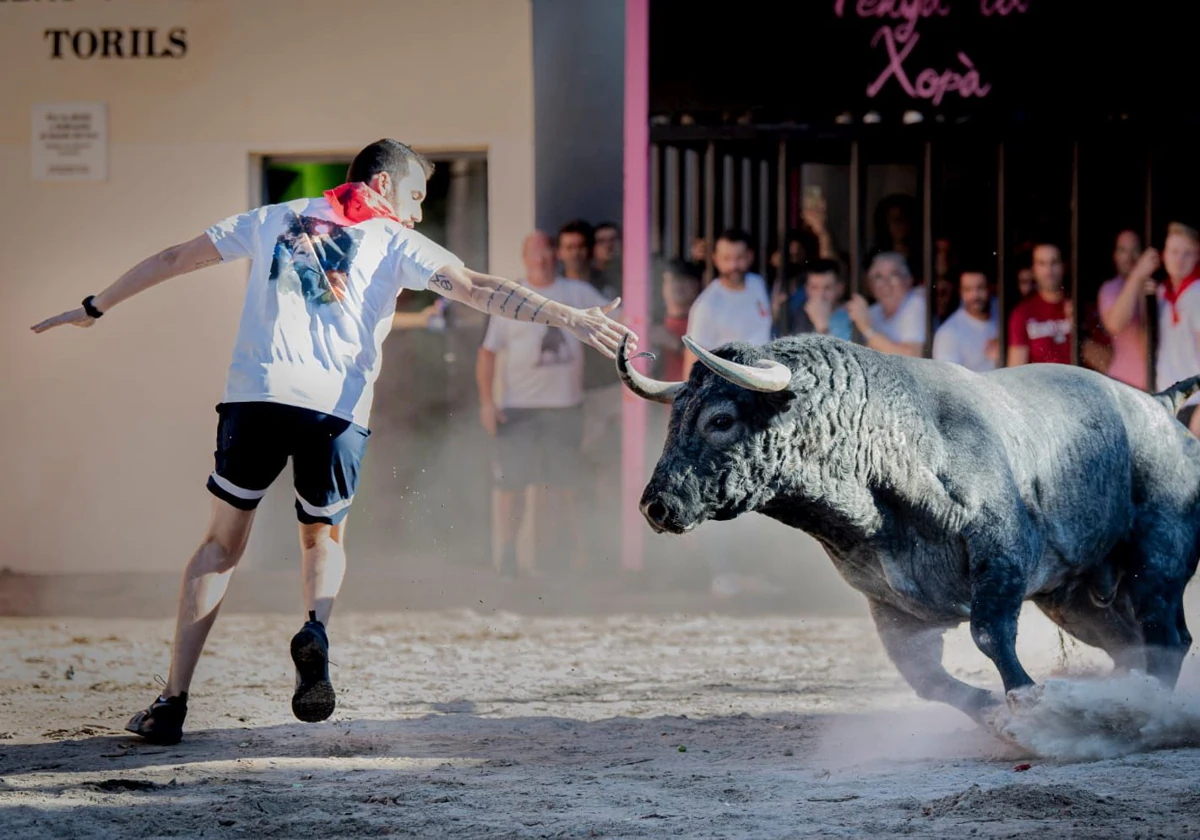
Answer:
[{"xmin": 1100, "ymin": 248, "xmax": 1160, "ymax": 336}]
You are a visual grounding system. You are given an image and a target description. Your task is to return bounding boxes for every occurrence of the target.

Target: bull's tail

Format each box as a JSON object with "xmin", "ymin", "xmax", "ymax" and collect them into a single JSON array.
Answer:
[{"xmin": 1152, "ymin": 374, "xmax": 1200, "ymax": 415}]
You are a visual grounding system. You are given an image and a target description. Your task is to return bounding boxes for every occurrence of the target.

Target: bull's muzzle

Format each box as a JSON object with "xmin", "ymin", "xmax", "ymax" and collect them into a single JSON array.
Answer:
[{"xmin": 639, "ymin": 489, "xmax": 691, "ymax": 534}]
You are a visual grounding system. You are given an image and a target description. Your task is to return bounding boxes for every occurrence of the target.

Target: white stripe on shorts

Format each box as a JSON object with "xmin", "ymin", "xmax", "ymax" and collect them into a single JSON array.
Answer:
[
  {"xmin": 295, "ymin": 491, "xmax": 353, "ymax": 519},
  {"xmin": 209, "ymin": 472, "xmax": 268, "ymax": 501}
]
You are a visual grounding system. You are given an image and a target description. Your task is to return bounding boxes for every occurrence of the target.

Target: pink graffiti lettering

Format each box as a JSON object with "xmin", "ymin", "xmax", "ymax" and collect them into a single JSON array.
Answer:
[
  {"xmin": 834, "ymin": 0, "xmax": 951, "ymax": 41},
  {"xmin": 980, "ymin": 0, "xmax": 1030, "ymax": 16},
  {"xmin": 867, "ymin": 27, "xmax": 992, "ymax": 104}
]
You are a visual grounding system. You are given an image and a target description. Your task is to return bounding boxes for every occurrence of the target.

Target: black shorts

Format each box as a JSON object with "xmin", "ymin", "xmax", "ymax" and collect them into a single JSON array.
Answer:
[
  {"xmin": 492, "ymin": 406, "xmax": 584, "ymax": 490},
  {"xmin": 205, "ymin": 402, "xmax": 370, "ymax": 525}
]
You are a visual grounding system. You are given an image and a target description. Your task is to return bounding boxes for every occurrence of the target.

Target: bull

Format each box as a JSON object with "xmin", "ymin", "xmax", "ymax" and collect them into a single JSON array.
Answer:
[{"xmin": 617, "ymin": 333, "xmax": 1200, "ymax": 722}]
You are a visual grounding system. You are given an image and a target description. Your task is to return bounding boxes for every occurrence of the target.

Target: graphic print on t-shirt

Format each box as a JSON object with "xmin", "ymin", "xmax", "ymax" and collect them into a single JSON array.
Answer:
[
  {"xmin": 536, "ymin": 327, "xmax": 574, "ymax": 367},
  {"xmin": 268, "ymin": 212, "xmax": 365, "ymax": 306}
]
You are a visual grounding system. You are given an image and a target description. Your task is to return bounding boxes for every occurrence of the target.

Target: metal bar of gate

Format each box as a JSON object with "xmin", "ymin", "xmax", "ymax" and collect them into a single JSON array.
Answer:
[
  {"xmin": 849, "ymin": 140, "xmax": 863, "ymax": 326},
  {"xmin": 1145, "ymin": 148, "xmax": 1157, "ymax": 392},
  {"xmin": 650, "ymin": 143, "xmax": 662, "ymax": 258},
  {"xmin": 1070, "ymin": 140, "xmax": 1080, "ymax": 368},
  {"xmin": 685, "ymin": 147, "xmax": 700, "ymax": 266},
  {"xmin": 722, "ymin": 152, "xmax": 734, "ymax": 231},
  {"xmin": 923, "ymin": 140, "xmax": 934, "ymax": 359},
  {"xmin": 704, "ymin": 141, "xmax": 716, "ymax": 285},
  {"xmin": 742, "ymin": 157, "xmax": 753, "ymax": 237},
  {"xmin": 777, "ymin": 139, "xmax": 789, "ymax": 333},
  {"xmin": 662, "ymin": 144, "xmax": 681, "ymax": 258},
  {"xmin": 997, "ymin": 142, "xmax": 1007, "ymax": 366},
  {"xmin": 758, "ymin": 158, "xmax": 769, "ymax": 297}
]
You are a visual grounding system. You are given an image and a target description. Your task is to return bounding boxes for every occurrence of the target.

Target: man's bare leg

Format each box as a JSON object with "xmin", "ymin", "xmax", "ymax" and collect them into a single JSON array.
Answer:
[
  {"xmin": 165, "ymin": 498, "xmax": 256, "ymax": 697},
  {"xmin": 126, "ymin": 498, "xmax": 254, "ymax": 744},
  {"xmin": 300, "ymin": 518, "xmax": 347, "ymax": 626},
  {"xmin": 495, "ymin": 487, "xmax": 526, "ymax": 576}
]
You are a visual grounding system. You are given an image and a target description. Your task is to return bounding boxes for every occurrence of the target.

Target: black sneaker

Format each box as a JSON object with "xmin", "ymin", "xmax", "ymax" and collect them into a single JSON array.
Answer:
[
  {"xmin": 290, "ymin": 611, "xmax": 335, "ymax": 722},
  {"xmin": 125, "ymin": 691, "xmax": 188, "ymax": 745}
]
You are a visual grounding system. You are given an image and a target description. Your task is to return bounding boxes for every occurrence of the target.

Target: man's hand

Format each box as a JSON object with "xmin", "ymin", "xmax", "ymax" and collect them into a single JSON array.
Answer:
[
  {"xmin": 984, "ymin": 338, "xmax": 1000, "ymax": 363},
  {"xmin": 31, "ymin": 307, "xmax": 96, "ymax": 333},
  {"xmin": 845, "ymin": 293, "xmax": 871, "ymax": 333},
  {"xmin": 804, "ymin": 297, "xmax": 833, "ymax": 333},
  {"xmin": 1131, "ymin": 247, "xmax": 1161, "ymax": 282},
  {"xmin": 565, "ymin": 297, "xmax": 638, "ymax": 360},
  {"xmin": 480, "ymin": 400, "xmax": 506, "ymax": 437}
]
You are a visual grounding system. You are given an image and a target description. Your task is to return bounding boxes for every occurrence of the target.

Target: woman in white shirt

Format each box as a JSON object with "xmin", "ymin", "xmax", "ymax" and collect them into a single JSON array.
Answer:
[{"xmin": 845, "ymin": 251, "xmax": 926, "ymax": 357}]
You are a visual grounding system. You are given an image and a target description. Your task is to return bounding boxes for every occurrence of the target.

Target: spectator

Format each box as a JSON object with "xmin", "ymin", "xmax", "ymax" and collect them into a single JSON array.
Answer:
[
  {"xmin": 688, "ymin": 236, "xmax": 711, "ymax": 283},
  {"xmin": 846, "ymin": 251, "xmax": 925, "ymax": 357},
  {"xmin": 682, "ymin": 228, "xmax": 773, "ymax": 378},
  {"xmin": 1154, "ymin": 222, "xmax": 1200, "ymax": 435},
  {"xmin": 650, "ymin": 258, "xmax": 701, "ymax": 381},
  {"xmin": 932, "ymin": 269, "xmax": 999, "ymax": 372},
  {"xmin": 593, "ymin": 221, "xmax": 622, "ymax": 297},
  {"xmin": 1007, "ymin": 242, "xmax": 1071, "ymax": 366},
  {"xmin": 475, "ymin": 231, "xmax": 610, "ymax": 578},
  {"xmin": 1016, "ymin": 266, "xmax": 1036, "ymax": 299},
  {"xmin": 1098, "ymin": 229, "xmax": 1154, "ymax": 390},
  {"xmin": 787, "ymin": 258, "xmax": 853, "ymax": 341}
]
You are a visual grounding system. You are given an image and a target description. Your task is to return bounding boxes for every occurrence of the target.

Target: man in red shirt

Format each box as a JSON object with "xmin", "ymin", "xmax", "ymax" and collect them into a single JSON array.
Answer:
[{"xmin": 1007, "ymin": 242, "xmax": 1072, "ymax": 366}]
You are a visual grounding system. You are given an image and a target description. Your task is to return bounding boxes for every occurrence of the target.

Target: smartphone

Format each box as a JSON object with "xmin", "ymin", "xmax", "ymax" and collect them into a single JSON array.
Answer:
[{"xmin": 803, "ymin": 185, "xmax": 824, "ymax": 211}]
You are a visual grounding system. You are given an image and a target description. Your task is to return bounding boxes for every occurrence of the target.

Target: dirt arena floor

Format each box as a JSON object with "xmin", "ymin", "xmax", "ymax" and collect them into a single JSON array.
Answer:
[{"xmin": 2, "ymin": 568, "xmax": 1199, "ymax": 839}]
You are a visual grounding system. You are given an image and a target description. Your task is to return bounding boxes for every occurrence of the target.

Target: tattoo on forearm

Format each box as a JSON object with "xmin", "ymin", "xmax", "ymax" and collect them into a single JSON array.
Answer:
[
  {"xmin": 484, "ymin": 280, "xmax": 509, "ymax": 313},
  {"xmin": 498, "ymin": 284, "xmax": 519, "ymax": 314},
  {"xmin": 194, "ymin": 257, "xmax": 221, "ymax": 269},
  {"xmin": 431, "ymin": 273, "xmax": 454, "ymax": 291}
]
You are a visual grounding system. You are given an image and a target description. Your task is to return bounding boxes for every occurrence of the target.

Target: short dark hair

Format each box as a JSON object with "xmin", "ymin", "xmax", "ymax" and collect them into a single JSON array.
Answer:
[
  {"xmin": 805, "ymin": 257, "xmax": 841, "ymax": 279},
  {"xmin": 596, "ymin": 221, "xmax": 621, "ymax": 236},
  {"xmin": 716, "ymin": 228, "xmax": 752, "ymax": 249},
  {"xmin": 959, "ymin": 267, "xmax": 990, "ymax": 283},
  {"xmin": 558, "ymin": 219, "xmax": 595, "ymax": 251},
  {"xmin": 664, "ymin": 257, "xmax": 701, "ymax": 285},
  {"xmin": 347, "ymin": 139, "xmax": 434, "ymax": 184}
]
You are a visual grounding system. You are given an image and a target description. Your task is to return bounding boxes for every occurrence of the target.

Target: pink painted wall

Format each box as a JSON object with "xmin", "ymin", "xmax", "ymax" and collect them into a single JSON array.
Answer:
[{"xmin": 621, "ymin": 0, "xmax": 650, "ymax": 571}]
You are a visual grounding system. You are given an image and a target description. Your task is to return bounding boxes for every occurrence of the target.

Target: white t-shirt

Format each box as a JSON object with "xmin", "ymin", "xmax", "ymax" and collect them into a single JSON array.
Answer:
[
  {"xmin": 1156, "ymin": 281, "xmax": 1200, "ymax": 391},
  {"xmin": 205, "ymin": 197, "xmax": 462, "ymax": 428},
  {"xmin": 932, "ymin": 306, "xmax": 998, "ymax": 372},
  {"xmin": 481, "ymin": 277, "xmax": 608, "ymax": 410},
  {"xmin": 868, "ymin": 289, "xmax": 926, "ymax": 345},
  {"xmin": 687, "ymin": 274, "xmax": 773, "ymax": 350}
]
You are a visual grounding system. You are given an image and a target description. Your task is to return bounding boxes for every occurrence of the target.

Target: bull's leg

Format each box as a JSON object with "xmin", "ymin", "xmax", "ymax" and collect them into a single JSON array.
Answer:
[
  {"xmin": 1129, "ymin": 578, "xmax": 1191, "ymax": 688},
  {"xmin": 868, "ymin": 599, "xmax": 1000, "ymax": 723},
  {"xmin": 967, "ymin": 560, "xmax": 1034, "ymax": 695}
]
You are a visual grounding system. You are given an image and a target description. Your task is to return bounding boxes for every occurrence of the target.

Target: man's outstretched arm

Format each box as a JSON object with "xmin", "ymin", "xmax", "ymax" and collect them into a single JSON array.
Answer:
[
  {"xmin": 430, "ymin": 264, "xmax": 638, "ymax": 359},
  {"xmin": 31, "ymin": 234, "xmax": 223, "ymax": 333}
]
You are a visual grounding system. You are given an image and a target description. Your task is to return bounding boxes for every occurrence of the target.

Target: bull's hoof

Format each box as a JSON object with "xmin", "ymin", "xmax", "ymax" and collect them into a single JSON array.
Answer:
[{"xmin": 1005, "ymin": 683, "xmax": 1044, "ymax": 712}]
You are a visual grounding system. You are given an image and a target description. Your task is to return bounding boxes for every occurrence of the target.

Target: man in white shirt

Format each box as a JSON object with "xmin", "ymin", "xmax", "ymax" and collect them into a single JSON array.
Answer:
[
  {"xmin": 1153, "ymin": 222, "xmax": 1200, "ymax": 435},
  {"xmin": 682, "ymin": 228, "xmax": 773, "ymax": 378},
  {"xmin": 476, "ymin": 231, "xmax": 609, "ymax": 577},
  {"xmin": 932, "ymin": 269, "xmax": 1000, "ymax": 372},
  {"xmin": 31, "ymin": 139, "xmax": 636, "ymax": 745}
]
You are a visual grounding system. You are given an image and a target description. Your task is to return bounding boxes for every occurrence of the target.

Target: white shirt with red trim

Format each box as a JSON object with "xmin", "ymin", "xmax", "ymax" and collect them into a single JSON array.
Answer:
[{"xmin": 1156, "ymin": 278, "xmax": 1200, "ymax": 392}]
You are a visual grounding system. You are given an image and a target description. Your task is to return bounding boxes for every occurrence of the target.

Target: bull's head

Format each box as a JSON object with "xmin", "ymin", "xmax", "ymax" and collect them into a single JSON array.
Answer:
[{"xmin": 618, "ymin": 334, "xmax": 796, "ymax": 534}]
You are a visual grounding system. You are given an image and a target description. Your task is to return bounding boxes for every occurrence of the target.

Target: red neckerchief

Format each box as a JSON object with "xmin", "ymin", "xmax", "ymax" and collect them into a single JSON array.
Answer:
[
  {"xmin": 1162, "ymin": 267, "xmax": 1200, "ymax": 324},
  {"xmin": 323, "ymin": 182, "xmax": 400, "ymax": 224}
]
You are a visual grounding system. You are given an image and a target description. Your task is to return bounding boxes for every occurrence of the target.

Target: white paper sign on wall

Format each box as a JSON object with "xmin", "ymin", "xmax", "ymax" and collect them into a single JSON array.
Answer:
[{"xmin": 31, "ymin": 103, "xmax": 108, "ymax": 182}]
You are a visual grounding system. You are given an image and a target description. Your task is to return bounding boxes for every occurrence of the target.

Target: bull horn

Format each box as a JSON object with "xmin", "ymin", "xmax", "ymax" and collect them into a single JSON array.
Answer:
[
  {"xmin": 681, "ymin": 335, "xmax": 791, "ymax": 392},
  {"xmin": 616, "ymin": 334, "xmax": 685, "ymax": 403}
]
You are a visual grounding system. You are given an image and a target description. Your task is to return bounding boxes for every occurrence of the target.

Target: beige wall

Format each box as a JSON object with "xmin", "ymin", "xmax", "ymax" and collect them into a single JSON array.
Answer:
[{"xmin": 0, "ymin": 0, "xmax": 534, "ymax": 573}]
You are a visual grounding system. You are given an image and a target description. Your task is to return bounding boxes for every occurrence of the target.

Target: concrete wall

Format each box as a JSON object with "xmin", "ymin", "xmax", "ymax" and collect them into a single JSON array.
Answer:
[
  {"xmin": 532, "ymin": 0, "xmax": 624, "ymax": 234},
  {"xmin": 0, "ymin": 0, "xmax": 535, "ymax": 573}
]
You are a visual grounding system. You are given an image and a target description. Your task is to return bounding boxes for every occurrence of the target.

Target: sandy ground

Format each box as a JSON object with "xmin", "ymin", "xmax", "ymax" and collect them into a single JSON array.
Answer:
[{"xmin": 2, "ymin": 598, "xmax": 1200, "ymax": 839}]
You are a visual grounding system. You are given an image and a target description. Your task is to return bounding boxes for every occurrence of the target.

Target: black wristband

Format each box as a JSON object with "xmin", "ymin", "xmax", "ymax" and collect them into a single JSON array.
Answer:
[{"xmin": 82, "ymin": 295, "xmax": 104, "ymax": 319}]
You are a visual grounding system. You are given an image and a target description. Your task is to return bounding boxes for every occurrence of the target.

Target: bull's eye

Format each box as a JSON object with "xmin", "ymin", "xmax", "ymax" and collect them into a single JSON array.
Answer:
[{"xmin": 709, "ymin": 414, "xmax": 735, "ymax": 432}]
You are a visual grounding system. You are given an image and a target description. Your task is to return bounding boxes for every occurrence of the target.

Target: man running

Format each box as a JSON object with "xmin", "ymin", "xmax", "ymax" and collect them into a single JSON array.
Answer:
[{"xmin": 30, "ymin": 139, "xmax": 636, "ymax": 745}]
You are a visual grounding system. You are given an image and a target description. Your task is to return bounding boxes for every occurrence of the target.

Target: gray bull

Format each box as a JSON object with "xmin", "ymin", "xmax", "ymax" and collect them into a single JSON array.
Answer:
[{"xmin": 617, "ymin": 333, "xmax": 1200, "ymax": 722}]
